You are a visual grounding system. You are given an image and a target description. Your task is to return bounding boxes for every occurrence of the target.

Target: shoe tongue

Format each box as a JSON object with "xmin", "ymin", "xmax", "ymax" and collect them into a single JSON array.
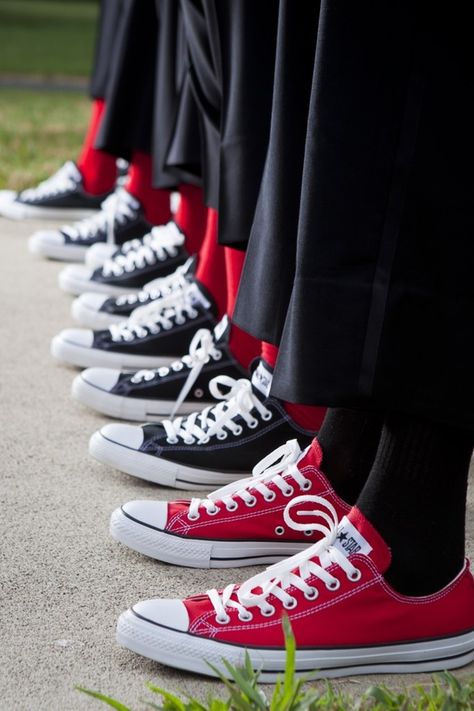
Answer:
[
  {"xmin": 333, "ymin": 507, "xmax": 392, "ymax": 573},
  {"xmin": 66, "ymin": 161, "xmax": 82, "ymax": 182},
  {"xmin": 213, "ymin": 315, "xmax": 231, "ymax": 345},
  {"xmin": 251, "ymin": 359, "xmax": 273, "ymax": 400},
  {"xmin": 186, "ymin": 280, "xmax": 212, "ymax": 311},
  {"xmin": 297, "ymin": 439, "xmax": 323, "ymax": 469}
]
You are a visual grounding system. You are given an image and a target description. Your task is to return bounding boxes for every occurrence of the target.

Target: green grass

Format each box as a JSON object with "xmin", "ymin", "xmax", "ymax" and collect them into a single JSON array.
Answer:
[
  {"xmin": 0, "ymin": 88, "xmax": 90, "ymax": 190},
  {"xmin": 0, "ymin": 0, "xmax": 98, "ymax": 77},
  {"xmin": 77, "ymin": 619, "xmax": 474, "ymax": 711}
]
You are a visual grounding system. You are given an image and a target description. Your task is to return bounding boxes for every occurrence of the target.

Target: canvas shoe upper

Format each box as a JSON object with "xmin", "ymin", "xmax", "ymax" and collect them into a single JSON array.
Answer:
[
  {"xmin": 28, "ymin": 188, "xmax": 152, "ymax": 262},
  {"xmin": 117, "ymin": 504, "xmax": 474, "ymax": 681},
  {"xmin": 0, "ymin": 161, "xmax": 109, "ymax": 220},
  {"xmin": 110, "ymin": 438, "xmax": 350, "ymax": 567},
  {"xmin": 72, "ymin": 316, "xmax": 245, "ymax": 420},
  {"xmin": 51, "ymin": 278, "xmax": 217, "ymax": 370},
  {"xmin": 58, "ymin": 222, "xmax": 188, "ymax": 296},
  {"xmin": 71, "ymin": 257, "xmax": 196, "ymax": 329},
  {"xmin": 88, "ymin": 360, "xmax": 318, "ymax": 489}
]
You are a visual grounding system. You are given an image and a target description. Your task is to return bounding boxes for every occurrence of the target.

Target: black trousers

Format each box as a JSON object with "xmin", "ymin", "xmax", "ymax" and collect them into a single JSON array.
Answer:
[{"xmin": 234, "ymin": 2, "xmax": 474, "ymax": 427}]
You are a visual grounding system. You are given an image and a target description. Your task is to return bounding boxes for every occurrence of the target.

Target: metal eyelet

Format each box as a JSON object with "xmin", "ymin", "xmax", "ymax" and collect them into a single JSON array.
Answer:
[
  {"xmin": 215, "ymin": 614, "xmax": 230, "ymax": 625},
  {"xmin": 207, "ymin": 506, "xmax": 220, "ymax": 516},
  {"xmin": 326, "ymin": 578, "xmax": 341, "ymax": 591},
  {"xmin": 275, "ymin": 526, "xmax": 285, "ymax": 535},
  {"xmin": 304, "ymin": 587, "xmax": 318, "ymax": 601},
  {"xmin": 283, "ymin": 486, "xmax": 294, "ymax": 497},
  {"xmin": 198, "ymin": 436, "xmax": 210, "ymax": 444},
  {"xmin": 238, "ymin": 611, "xmax": 253, "ymax": 622},
  {"xmin": 166, "ymin": 437, "xmax": 178, "ymax": 444},
  {"xmin": 304, "ymin": 530, "xmax": 313, "ymax": 537},
  {"xmin": 261, "ymin": 411, "xmax": 273, "ymax": 421},
  {"xmin": 226, "ymin": 501, "xmax": 238, "ymax": 512},
  {"xmin": 283, "ymin": 597, "xmax": 297, "ymax": 610},
  {"xmin": 301, "ymin": 480, "xmax": 312, "ymax": 491},
  {"xmin": 214, "ymin": 351, "xmax": 223, "ymax": 361},
  {"xmin": 348, "ymin": 569, "xmax": 362, "ymax": 582},
  {"xmin": 261, "ymin": 605, "xmax": 275, "ymax": 617},
  {"xmin": 264, "ymin": 491, "xmax": 276, "ymax": 502},
  {"xmin": 247, "ymin": 419, "xmax": 259, "ymax": 429},
  {"xmin": 217, "ymin": 432, "xmax": 228, "ymax": 440},
  {"xmin": 245, "ymin": 496, "xmax": 257, "ymax": 507},
  {"xmin": 184, "ymin": 436, "xmax": 195, "ymax": 445},
  {"xmin": 194, "ymin": 388, "xmax": 204, "ymax": 398},
  {"xmin": 233, "ymin": 425, "xmax": 243, "ymax": 436},
  {"xmin": 187, "ymin": 512, "xmax": 200, "ymax": 521}
]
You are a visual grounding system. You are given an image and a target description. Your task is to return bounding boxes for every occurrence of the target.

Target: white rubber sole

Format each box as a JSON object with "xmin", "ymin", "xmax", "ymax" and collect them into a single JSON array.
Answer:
[
  {"xmin": 51, "ymin": 336, "xmax": 176, "ymax": 370},
  {"xmin": 110, "ymin": 507, "xmax": 309, "ymax": 567},
  {"xmin": 71, "ymin": 298, "xmax": 126, "ymax": 329},
  {"xmin": 116, "ymin": 612, "xmax": 474, "ymax": 682},
  {"xmin": 58, "ymin": 268, "xmax": 138, "ymax": 297},
  {"xmin": 73, "ymin": 375, "xmax": 213, "ymax": 420},
  {"xmin": 0, "ymin": 202, "xmax": 98, "ymax": 220},
  {"xmin": 28, "ymin": 237, "xmax": 87, "ymax": 262},
  {"xmin": 89, "ymin": 430, "xmax": 247, "ymax": 490}
]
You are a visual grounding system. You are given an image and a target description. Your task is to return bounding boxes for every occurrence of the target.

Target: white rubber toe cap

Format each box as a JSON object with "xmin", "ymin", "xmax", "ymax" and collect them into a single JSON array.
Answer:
[
  {"xmin": 132, "ymin": 599, "xmax": 190, "ymax": 631},
  {"xmin": 28, "ymin": 230, "xmax": 63, "ymax": 253},
  {"xmin": 80, "ymin": 367, "xmax": 121, "ymax": 391},
  {"xmin": 60, "ymin": 264, "xmax": 94, "ymax": 280},
  {"xmin": 75, "ymin": 292, "xmax": 110, "ymax": 311},
  {"xmin": 100, "ymin": 423, "xmax": 145, "ymax": 450},
  {"xmin": 57, "ymin": 328, "xmax": 94, "ymax": 348},
  {"xmin": 121, "ymin": 500, "xmax": 169, "ymax": 530},
  {"xmin": 86, "ymin": 242, "xmax": 117, "ymax": 269}
]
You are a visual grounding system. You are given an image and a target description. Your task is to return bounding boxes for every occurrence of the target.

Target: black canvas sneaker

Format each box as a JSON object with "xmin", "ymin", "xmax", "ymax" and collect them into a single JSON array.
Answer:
[
  {"xmin": 71, "ymin": 317, "xmax": 245, "ymax": 420},
  {"xmin": 88, "ymin": 360, "xmax": 317, "ymax": 490},
  {"xmin": 71, "ymin": 257, "xmax": 196, "ymax": 330},
  {"xmin": 58, "ymin": 222, "xmax": 188, "ymax": 296},
  {"xmin": 51, "ymin": 278, "xmax": 218, "ymax": 369},
  {"xmin": 28, "ymin": 188, "xmax": 152, "ymax": 262},
  {"xmin": 0, "ymin": 161, "xmax": 109, "ymax": 220}
]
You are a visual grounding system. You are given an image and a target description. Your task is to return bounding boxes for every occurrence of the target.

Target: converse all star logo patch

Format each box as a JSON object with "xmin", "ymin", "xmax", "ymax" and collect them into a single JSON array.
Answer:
[
  {"xmin": 333, "ymin": 516, "xmax": 373, "ymax": 557},
  {"xmin": 189, "ymin": 283, "xmax": 211, "ymax": 310},
  {"xmin": 251, "ymin": 360, "xmax": 273, "ymax": 398}
]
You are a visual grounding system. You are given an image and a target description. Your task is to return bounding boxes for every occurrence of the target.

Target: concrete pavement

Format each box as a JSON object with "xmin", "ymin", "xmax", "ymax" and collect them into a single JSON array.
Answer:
[{"xmin": 0, "ymin": 216, "xmax": 472, "ymax": 710}]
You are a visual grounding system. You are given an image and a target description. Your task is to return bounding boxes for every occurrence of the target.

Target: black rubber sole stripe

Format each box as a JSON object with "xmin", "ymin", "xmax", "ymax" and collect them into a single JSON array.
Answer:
[
  {"xmin": 130, "ymin": 610, "xmax": 474, "ymax": 653},
  {"xmin": 120, "ymin": 507, "xmax": 307, "ymax": 545}
]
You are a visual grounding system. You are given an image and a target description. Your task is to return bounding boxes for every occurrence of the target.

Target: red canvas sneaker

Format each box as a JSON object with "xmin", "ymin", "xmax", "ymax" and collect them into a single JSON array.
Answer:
[
  {"xmin": 110, "ymin": 439, "xmax": 350, "ymax": 567},
  {"xmin": 116, "ymin": 505, "xmax": 474, "ymax": 680}
]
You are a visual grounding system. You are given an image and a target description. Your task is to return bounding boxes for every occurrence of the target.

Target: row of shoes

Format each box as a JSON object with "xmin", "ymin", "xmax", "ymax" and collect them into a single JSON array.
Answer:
[{"xmin": 5, "ymin": 162, "xmax": 473, "ymax": 681}]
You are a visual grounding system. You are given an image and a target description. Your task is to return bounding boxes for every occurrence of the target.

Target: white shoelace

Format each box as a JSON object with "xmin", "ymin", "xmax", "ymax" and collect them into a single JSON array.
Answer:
[
  {"xmin": 207, "ymin": 497, "xmax": 361, "ymax": 623},
  {"xmin": 101, "ymin": 223, "xmax": 184, "ymax": 277},
  {"xmin": 113, "ymin": 259, "xmax": 192, "ymax": 308},
  {"xmin": 21, "ymin": 161, "xmax": 79, "ymax": 201},
  {"xmin": 131, "ymin": 327, "xmax": 223, "ymax": 417},
  {"xmin": 162, "ymin": 375, "xmax": 272, "ymax": 445},
  {"xmin": 108, "ymin": 282, "xmax": 200, "ymax": 342},
  {"xmin": 187, "ymin": 439, "xmax": 310, "ymax": 519},
  {"xmin": 62, "ymin": 188, "xmax": 139, "ymax": 243}
]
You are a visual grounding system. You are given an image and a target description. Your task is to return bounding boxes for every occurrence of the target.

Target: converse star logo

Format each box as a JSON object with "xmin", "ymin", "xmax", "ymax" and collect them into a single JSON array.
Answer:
[
  {"xmin": 333, "ymin": 517, "xmax": 373, "ymax": 558},
  {"xmin": 251, "ymin": 361, "xmax": 273, "ymax": 398}
]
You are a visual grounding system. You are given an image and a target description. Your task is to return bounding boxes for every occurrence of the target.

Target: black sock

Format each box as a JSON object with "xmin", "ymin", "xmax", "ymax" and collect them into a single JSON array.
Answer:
[
  {"xmin": 317, "ymin": 408, "xmax": 384, "ymax": 503},
  {"xmin": 356, "ymin": 412, "xmax": 473, "ymax": 596}
]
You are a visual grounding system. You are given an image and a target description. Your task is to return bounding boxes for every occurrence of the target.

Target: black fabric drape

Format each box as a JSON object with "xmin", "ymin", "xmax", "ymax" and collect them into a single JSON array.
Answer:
[
  {"xmin": 235, "ymin": 2, "xmax": 474, "ymax": 427},
  {"xmin": 89, "ymin": 0, "xmax": 127, "ymax": 100}
]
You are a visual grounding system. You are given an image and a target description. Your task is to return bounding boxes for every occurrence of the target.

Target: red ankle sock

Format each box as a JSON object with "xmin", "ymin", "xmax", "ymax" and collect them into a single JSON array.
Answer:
[
  {"xmin": 261, "ymin": 341, "xmax": 327, "ymax": 431},
  {"xmin": 174, "ymin": 184, "xmax": 208, "ymax": 254},
  {"xmin": 77, "ymin": 99, "xmax": 117, "ymax": 195},
  {"xmin": 226, "ymin": 247, "xmax": 261, "ymax": 369},
  {"xmin": 126, "ymin": 151, "xmax": 172, "ymax": 225},
  {"xmin": 196, "ymin": 209, "xmax": 227, "ymax": 318}
]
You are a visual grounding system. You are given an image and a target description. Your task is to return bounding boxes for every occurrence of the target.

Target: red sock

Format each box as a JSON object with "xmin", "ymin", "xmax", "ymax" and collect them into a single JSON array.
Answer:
[
  {"xmin": 225, "ymin": 247, "xmax": 261, "ymax": 369},
  {"xmin": 174, "ymin": 183, "xmax": 208, "ymax": 254},
  {"xmin": 196, "ymin": 209, "xmax": 227, "ymax": 318},
  {"xmin": 261, "ymin": 341, "xmax": 327, "ymax": 431},
  {"xmin": 125, "ymin": 151, "xmax": 172, "ymax": 225},
  {"xmin": 77, "ymin": 99, "xmax": 117, "ymax": 195}
]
